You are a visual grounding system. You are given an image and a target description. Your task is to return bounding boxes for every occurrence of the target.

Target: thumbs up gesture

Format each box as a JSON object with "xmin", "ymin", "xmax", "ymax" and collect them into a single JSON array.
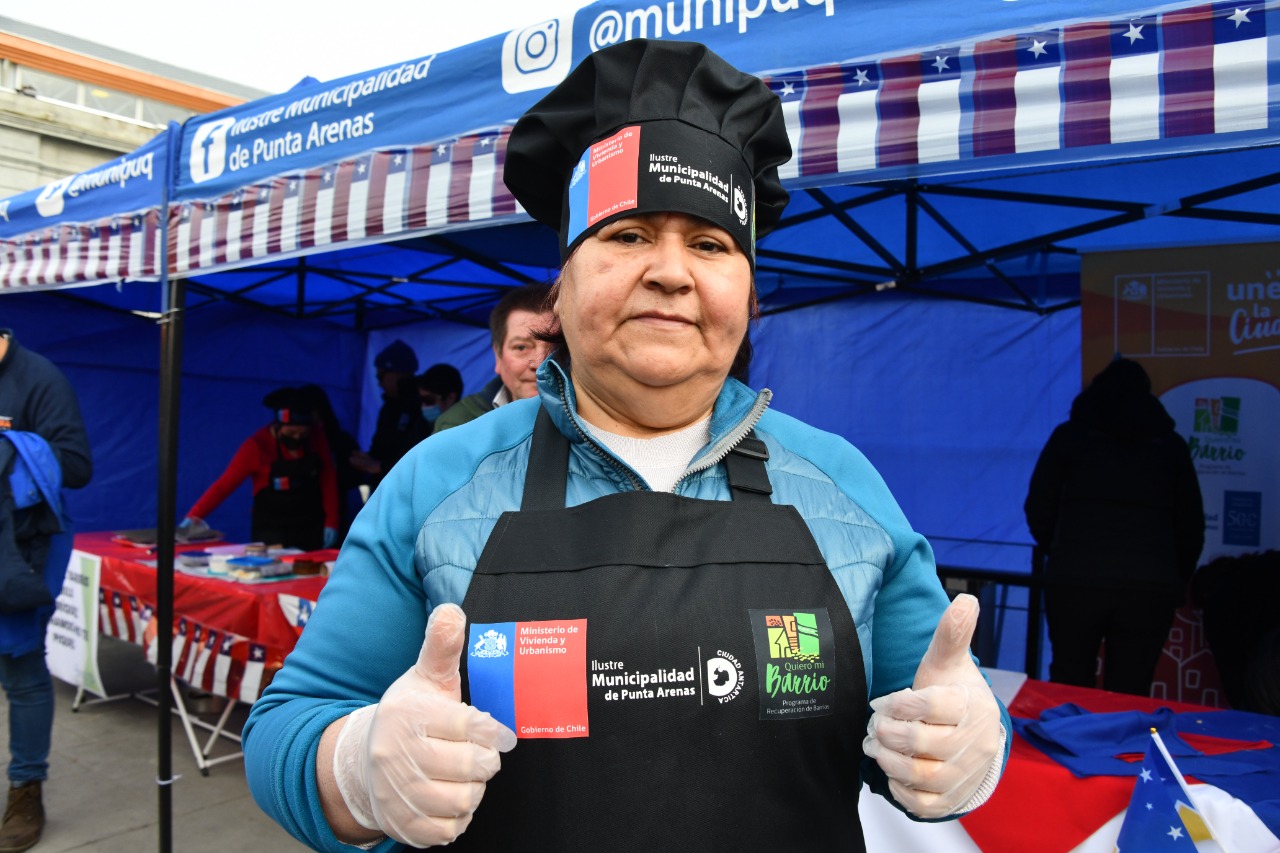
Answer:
[
  {"xmin": 331, "ymin": 603, "xmax": 518, "ymax": 847},
  {"xmin": 862, "ymin": 594, "xmax": 1004, "ymax": 819}
]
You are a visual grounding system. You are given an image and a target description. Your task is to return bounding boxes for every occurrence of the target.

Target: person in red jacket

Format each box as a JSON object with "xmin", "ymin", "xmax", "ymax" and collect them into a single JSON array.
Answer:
[{"xmin": 182, "ymin": 387, "xmax": 339, "ymax": 551}]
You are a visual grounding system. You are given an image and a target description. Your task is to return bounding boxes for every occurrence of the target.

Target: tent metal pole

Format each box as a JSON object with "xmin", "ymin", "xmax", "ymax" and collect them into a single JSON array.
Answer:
[
  {"xmin": 155, "ymin": 272, "xmax": 184, "ymax": 853},
  {"xmin": 154, "ymin": 122, "xmax": 183, "ymax": 853}
]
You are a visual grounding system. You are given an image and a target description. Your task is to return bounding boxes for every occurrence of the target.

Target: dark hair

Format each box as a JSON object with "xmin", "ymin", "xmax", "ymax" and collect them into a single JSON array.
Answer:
[
  {"xmin": 297, "ymin": 384, "xmax": 343, "ymax": 435},
  {"xmin": 418, "ymin": 363, "xmax": 464, "ymax": 399},
  {"xmin": 490, "ymin": 283, "xmax": 554, "ymax": 351}
]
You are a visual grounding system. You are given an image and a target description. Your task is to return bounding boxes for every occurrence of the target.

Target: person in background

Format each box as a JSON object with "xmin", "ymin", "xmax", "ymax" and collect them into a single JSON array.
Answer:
[
  {"xmin": 350, "ymin": 340, "xmax": 427, "ymax": 484},
  {"xmin": 1025, "ymin": 356, "xmax": 1205, "ymax": 697},
  {"xmin": 245, "ymin": 40, "xmax": 1007, "ymax": 851},
  {"xmin": 182, "ymin": 387, "xmax": 339, "ymax": 551},
  {"xmin": 298, "ymin": 385, "xmax": 362, "ymax": 546},
  {"xmin": 415, "ymin": 365, "xmax": 463, "ymax": 435},
  {"xmin": 431, "ymin": 285, "xmax": 553, "ymax": 433},
  {"xmin": 0, "ymin": 328, "xmax": 92, "ymax": 853}
]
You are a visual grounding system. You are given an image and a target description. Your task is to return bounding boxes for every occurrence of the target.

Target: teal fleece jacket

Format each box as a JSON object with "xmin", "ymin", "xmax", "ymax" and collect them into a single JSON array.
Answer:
[{"xmin": 243, "ymin": 357, "xmax": 1010, "ymax": 851}]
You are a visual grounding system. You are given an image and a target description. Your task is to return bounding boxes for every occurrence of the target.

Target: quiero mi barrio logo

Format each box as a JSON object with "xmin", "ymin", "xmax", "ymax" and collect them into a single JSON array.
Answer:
[{"xmin": 750, "ymin": 609, "xmax": 837, "ymax": 721}]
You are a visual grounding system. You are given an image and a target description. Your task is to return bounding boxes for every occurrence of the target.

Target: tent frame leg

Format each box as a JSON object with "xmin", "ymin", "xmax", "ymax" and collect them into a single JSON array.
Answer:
[
  {"xmin": 132, "ymin": 680, "xmax": 243, "ymax": 776},
  {"xmin": 70, "ymin": 685, "xmax": 132, "ymax": 712}
]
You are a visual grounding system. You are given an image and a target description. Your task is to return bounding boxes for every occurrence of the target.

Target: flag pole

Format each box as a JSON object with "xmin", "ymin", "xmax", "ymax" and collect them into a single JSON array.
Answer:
[{"xmin": 1150, "ymin": 728, "xmax": 1229, "ymax": 852}]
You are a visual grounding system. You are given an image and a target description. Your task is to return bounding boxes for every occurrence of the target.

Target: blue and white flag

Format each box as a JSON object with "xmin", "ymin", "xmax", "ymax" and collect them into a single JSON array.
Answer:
[{"xmin": 1115, "ymin": 730, "xmax": 1220, "ymax": 852}]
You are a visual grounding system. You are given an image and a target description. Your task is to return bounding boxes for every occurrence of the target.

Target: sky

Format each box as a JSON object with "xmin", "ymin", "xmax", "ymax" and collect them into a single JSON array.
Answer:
[{"xmin": 1, "ymin": 0, "xmax": 599, "ymax": 93}]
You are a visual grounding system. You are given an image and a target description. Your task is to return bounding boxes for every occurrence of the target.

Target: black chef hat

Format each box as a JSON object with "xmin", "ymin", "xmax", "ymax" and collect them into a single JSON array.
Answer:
[
  {"xmin": 262, "ymin": 387, "xmax": 313, "ymax": 426},
  {"xmin": 504, "ymin": 39, "xmax": 792, "ymax": 268}
]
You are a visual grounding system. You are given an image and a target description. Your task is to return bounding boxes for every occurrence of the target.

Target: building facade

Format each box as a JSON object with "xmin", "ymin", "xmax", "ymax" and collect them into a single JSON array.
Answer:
[{"xmin": 0, "ymin": 16, "xmax": 264, "ymax": 197}]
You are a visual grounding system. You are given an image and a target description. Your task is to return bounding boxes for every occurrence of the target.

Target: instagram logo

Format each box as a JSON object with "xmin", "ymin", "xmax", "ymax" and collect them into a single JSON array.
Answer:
[{"xmin": 502, "ymin": 18, "xmax": 573, "ymax": 93}]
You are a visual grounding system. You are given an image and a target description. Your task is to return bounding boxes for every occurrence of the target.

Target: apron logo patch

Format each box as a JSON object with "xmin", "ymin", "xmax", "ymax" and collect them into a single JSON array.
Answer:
[
  {"xmin": 592, "ymin": 659, "xmax": 699, "ymax": 703},
  {"xmin": 467, "ymin": 619, "xmax": 589, "ymax": 739},
  {"xmin": 749, "ymin": 608, "xmax": 838, "ymax": 720},
  {"xmin": 705, "ymin": 651, "xmax": 744, "ymax": 703}
]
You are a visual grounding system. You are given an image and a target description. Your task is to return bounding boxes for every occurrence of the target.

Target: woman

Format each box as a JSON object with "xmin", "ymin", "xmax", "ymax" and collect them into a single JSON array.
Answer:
[
  {"xmin": 245, "ymin": 40, "xmax": 1008, "ymax": 852},
  {"xmin": 182, "ymin": 386, "xmax": 339, "ymax": 551},
  {"xmin": 1025, "ymin": 357, "xmax": 1204, "ymax": 696}
]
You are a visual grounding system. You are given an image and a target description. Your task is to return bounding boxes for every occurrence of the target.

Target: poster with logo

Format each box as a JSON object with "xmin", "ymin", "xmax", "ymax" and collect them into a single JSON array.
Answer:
[
  {"xmin": 45, "ymin": 550, "xmax": 106, "ymax": 699},
  {"xmin": 1081, "ymin": 242, "xmax": 1280, "ymax": 706},
  {"xmin": 1082, "ymin": 242, "xmax": 1279, "ymax": 558}
]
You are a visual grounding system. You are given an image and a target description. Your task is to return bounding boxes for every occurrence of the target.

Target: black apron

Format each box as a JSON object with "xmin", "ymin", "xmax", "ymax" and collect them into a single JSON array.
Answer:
[
  {"xmin": 251, "ymin": 437, "xmax": 323, "ymax": 551},
  {"xmin": 455, "ymin": 408, "xmax": 868, "ymax": 851}
]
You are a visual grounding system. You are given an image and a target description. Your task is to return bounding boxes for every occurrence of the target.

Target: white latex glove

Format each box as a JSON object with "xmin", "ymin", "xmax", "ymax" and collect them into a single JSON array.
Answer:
[
  {"xmin": 332, "ymin": 603, "xmax": 517, "ymax": 847},
  {"xmin": 863, "ymin": 593, "xmax": 1004, "ymax": 819}
]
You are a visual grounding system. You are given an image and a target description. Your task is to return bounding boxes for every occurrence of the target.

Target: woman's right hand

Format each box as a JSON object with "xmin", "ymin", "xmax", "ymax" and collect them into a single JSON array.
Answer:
[{"xmin": 331, "ymin": 603, "xmax": 518, "ymax": 847}]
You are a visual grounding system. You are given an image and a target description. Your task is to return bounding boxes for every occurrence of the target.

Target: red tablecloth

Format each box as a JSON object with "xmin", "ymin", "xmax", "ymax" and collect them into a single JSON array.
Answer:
[
  {"xmin": 75, "ymin": 531, "xmax": 328, "ymax": 699},
  {"xmin": 960, "ymin": 680, "xmax": 1226, "ymax": 852}
]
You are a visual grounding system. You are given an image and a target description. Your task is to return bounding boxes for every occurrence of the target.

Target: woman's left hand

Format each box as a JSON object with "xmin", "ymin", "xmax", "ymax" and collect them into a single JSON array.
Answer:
[{"xmin": 863, "ymin": 594, "xmax": 1004, "ymax": 818}]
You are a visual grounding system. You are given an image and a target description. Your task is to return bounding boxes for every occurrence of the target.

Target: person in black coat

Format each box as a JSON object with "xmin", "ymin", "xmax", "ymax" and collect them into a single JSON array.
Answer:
[
  {"xmin": 298, "ymin": 385, "xmax": 362, "ymax": 545},
  {"xmin": 1024, "ymin": 357, "xmax": 1205, "ymax": 696},
  {"xmin": 349, "ymin": 340, "xmax": 430, "ymax": 487},
  {"xmin": 0, "ymin": 328, "xmax": 92, "ymax": 851}
]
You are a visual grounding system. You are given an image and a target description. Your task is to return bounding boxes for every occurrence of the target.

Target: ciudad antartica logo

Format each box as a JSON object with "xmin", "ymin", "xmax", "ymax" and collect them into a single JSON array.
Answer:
[
  {"xmin": 706, "ymin": 649, "xmax": 743, "ymax": 703},
  {"xmin": 733, "ymin": 185, "xmax": 748, "ymax": 226}
]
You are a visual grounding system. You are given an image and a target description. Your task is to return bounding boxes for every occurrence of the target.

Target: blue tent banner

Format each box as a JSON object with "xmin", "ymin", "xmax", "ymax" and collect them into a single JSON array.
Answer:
[
  {"xmin": 168, "ymin": 127, "xmax": 523, "ymax": 277},
  {"xmin": 159, "ymin": 0, "xmax": 1280, "ymax": 281},
  {"xmin": 768, "ymin": 1, "xmax": 1277, "ymax": 187},
  {"xmin": 6, "ymin": 0, "xmax": 1280, "ymax": 297},
  {"xmin": 0, "ymin": 131, "xmax": 170, "ymax": 291}
]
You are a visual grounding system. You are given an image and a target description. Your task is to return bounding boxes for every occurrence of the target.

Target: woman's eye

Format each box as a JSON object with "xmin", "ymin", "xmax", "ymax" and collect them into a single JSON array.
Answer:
[
  {"xmin": 694, "ymin": 239, "xmax": 727, "ymax": 253},
  {"xmin": 613, "ymin": 231, "xmax": 643, "ymax": 244}
]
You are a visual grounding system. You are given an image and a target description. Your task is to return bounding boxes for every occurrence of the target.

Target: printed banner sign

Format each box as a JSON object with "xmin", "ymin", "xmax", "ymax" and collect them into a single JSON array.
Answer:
[
  {"xmin": 1082, "ymin": 241, "xmax": 1280, "ymax": 707},
  {"xmin": 1081, "ymin": 241, "xmax": 1280, "ymax": 561},
  {"xmin": 45, "ymin": 550, "xmax": 106, "ymax": 698}
]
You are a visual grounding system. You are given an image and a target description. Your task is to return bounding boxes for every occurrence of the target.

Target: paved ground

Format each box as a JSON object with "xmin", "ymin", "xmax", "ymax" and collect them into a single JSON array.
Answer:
[{"xmin": 3, "ymin": 637, "xmax": 309, "ymax": 852}]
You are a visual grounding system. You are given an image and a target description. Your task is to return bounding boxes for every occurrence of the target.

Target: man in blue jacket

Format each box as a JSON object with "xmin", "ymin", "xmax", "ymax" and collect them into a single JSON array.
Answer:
[{"xmin": 0, "ymin": 329, "xmax": 92, "ymax": 853}]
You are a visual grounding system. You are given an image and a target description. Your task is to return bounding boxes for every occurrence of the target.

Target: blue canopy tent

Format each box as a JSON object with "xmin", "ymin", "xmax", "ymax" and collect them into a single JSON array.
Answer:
[{"xmin": 3, "ymin": 0, "xmax": 1280, "ymax": 847}]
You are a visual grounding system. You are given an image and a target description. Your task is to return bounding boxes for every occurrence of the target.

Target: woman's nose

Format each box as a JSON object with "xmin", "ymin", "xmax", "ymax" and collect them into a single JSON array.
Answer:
[{"xmin": 644, "ymin": 236, "xmax": 695, "ymax": 293}]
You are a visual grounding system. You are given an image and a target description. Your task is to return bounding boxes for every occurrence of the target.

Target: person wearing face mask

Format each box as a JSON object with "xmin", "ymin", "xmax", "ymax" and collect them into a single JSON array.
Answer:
[
  {"xmin": 181, "ymin": 387, "xmax": 339, "ymax": 551},
  {"xmin": 416, "ymin": 364, "xmax": 463, "ymax": 434}
]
